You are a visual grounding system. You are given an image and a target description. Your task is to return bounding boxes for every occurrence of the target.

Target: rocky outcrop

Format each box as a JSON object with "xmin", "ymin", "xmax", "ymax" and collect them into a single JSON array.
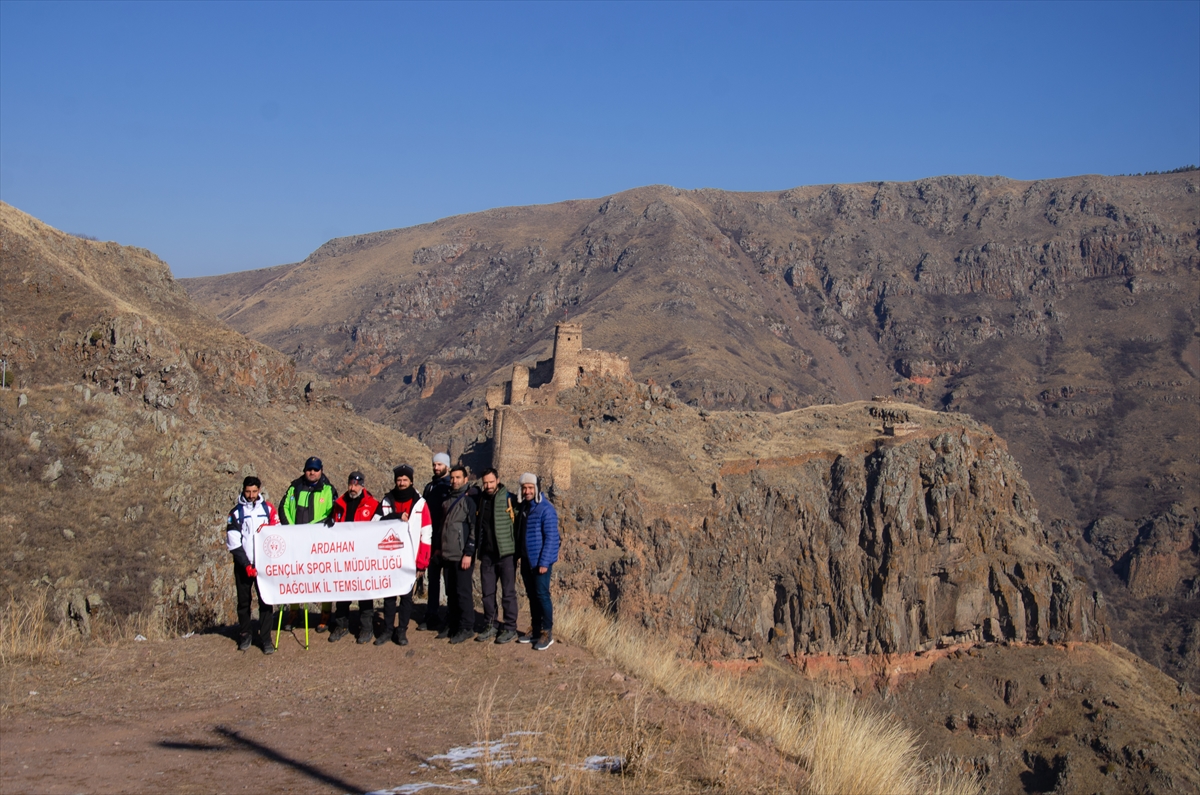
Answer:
[{"xmin": 544, "ymin": 381, "xmax": 1105, "ymax": 660}]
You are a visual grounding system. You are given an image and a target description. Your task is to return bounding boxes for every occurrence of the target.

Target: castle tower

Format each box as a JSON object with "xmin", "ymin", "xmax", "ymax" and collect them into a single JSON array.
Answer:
[
  {"xmin": 510, "ymin": 363, "xmax": 529, "ymax": 405},
  {"xmin": 551, "ymin": 322, "xmax": 583, "ymax": 388}
]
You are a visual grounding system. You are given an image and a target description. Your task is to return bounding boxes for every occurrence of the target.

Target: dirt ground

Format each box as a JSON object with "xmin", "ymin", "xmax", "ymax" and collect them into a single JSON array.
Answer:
[{"xmin": 0, "ymin": 611, "xmax": 797, "ymax": 795}]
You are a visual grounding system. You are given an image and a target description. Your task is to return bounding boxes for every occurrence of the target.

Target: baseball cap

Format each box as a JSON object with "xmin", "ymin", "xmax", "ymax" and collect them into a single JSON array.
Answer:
[{"xmin": 304, "ymin": 456, "xmax": 323, "ymax": 471}]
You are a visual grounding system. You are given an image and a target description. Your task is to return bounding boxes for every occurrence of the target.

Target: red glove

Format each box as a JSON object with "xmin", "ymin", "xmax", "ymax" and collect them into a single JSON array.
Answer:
[{"xmin": 246, "ymin": 565, "xmax": 258, "ymax": 578}]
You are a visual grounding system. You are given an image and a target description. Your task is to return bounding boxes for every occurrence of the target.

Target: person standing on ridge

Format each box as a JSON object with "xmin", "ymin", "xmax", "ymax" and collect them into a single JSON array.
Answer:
[
  {"xmin": 226, "ymin": 476, "xmax": 279, "ymax": 654},
  {"xmin": 278, "ymin": 456, "xmax": 338, "ymax": 631},
  {"xmin": 420, "ymin": 452, "xmax": 453, "ymax": 632},
  {"xmin": 441, "ymin": 464, "xmax": 478, "ymax": 644},
  {"xmin": 474, "ymin": 468, "xmax": 520, "ymax": 644},
  {"xmin": 373, "ymin": 464, "xmax": 432, "ymax": 645},
  {"xmin": 516, "ymin": 472, "xmax": 559, "ymax": 651},
  {"xmin": 328, "ymin": 471, "xmax": 381, "ymax": 644}
]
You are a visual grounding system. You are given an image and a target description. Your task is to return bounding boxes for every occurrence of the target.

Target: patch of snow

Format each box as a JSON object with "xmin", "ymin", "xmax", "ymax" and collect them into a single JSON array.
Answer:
[
  {"xmin": 581, "ymin": 755, "xmax": 624, "ymax": 773},
  {"xmin": 365, "ymin": 783, "xmax": 477, "ymax": 795},
  {"xmin": 134, "ymin": 634, "xmax": 147, "ymax": 641}
]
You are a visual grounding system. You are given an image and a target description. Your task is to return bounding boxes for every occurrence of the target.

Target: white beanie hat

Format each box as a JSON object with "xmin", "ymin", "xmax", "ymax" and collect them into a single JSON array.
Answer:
[
  {"xmin": 519, "ymin": 472, "xmax": 537, "ymax": 486},
  {"xmin": 433, "ymin": 452, "xmax": 451, "ymax": 467}
]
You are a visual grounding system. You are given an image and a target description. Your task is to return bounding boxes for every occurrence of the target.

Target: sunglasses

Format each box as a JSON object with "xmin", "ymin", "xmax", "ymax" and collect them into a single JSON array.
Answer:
[{"xmin": 305, "ymin": 467, "xmax": 321, "ymax": 473}]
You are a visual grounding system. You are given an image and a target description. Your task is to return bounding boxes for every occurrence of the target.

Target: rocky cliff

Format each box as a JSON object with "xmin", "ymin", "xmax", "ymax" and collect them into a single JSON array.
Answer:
[{"xmin": 469, "ymin": 367, "xmax": 1105, "ymax": 660}]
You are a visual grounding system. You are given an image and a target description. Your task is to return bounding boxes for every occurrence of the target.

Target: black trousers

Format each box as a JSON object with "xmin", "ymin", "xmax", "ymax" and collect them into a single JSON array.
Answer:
[
  {"xmin": 333, "ymin": 599, "xmax": 376, "ymax": 629},
  {"xmin": 234, "ymin": 563, "xmax": 271, "ymax": 637},
  {"xmin": 380, "ymin": 592, "xmax": 414, "ymax": 634},
  {"xmin": 479, "ymin": 553, "xmax": 518, "ymax": 632},
  {"xmin": 426, "ymin": 554, "xmax": 451, "ymax": 628},
  {"xmin": 445, "ymin": 556, "xmax": 476, "ymax": 633}
]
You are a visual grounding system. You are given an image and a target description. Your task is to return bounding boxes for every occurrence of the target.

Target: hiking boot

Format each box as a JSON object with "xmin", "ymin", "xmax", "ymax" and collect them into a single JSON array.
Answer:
[
  {"xmin": 517, "ymin": 631, "xmax": 536, "ymax": 644},
  {"xmin": 357, "ymin": 624, "xmax": 374, "ymax": 644},
  {"xmin": 327, "ymin": 624, "xmax": 348, "ymax": 643},
  {"xmin": 393, "ymin": 629, "xmax": 409, "ymax": 646},
  {"xmin": 282, "ymin": 609, "xmax": 296, "ymax": 632},
  {"xmin": 495, "ymin": 629, "xmax": 519, "ymax": 645},
  {"xmin": 533, "ymin": 632, "xmax": 554, "ymax": 651},
  {"xmin": 261, "ymin": 635, "xmax": 275, "ymax": 655},
  {"xmin": 237, "ymin": 633, "xmax": 252, "ymax": 651},
  {"xmin": 416, "ymin": 621, "xmax": 429, "ymax": 632},
  {"xmin": 475, "ymin": 625, "xmax": 498, "ymax": 642},
  {"xmin": 436, "ymin": 626, "xmax": 451, "ymax": 640},
  {"xmin": 315, "ymin": 611, "xmax": 331, "ymax": 633},
  {"xmin": 449, "ymin": 628, "xmax": 476, "ymax": 644},
  {"xmin": 374, "ymin": 628, "xmax": 393, "ymax": 646}
]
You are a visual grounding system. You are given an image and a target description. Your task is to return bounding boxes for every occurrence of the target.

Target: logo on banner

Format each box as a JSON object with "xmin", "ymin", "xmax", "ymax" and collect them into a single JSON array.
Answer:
[
  {"xmin": 378, "ymin": 530, "xmax": 405, "ymax": 551},
  {"xmin": 263, "ymin": 534, "xmax": 287, "ymax": 559}
]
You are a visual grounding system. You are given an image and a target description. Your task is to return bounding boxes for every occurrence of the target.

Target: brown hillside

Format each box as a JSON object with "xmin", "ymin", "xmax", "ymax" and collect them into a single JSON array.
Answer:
[
  {"xmin": 0, "ymin": 202, "xmax": 429, "ymax": 630},
  {"xmin": 184, "ymin": 174, "xmax": 1200, "ymax": 686}
]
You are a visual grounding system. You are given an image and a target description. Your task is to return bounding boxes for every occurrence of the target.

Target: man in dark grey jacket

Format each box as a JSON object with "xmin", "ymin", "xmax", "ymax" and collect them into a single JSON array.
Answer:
[{"xmin": 440, "ymin": 465, "xmax": 478, "ymax": 644}]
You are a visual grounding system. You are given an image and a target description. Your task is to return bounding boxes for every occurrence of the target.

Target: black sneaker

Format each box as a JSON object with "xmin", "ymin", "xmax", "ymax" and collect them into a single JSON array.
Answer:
[
  {"xmin": 436, "ymin": 626, "xmax": 451, "ymax": 640},
  {"xmin": 374, "ymin": 629, "xmax": 393, "ymax": 646},
  {"xmin": 237, "ymin": 633, "xmax": 252, "ymax": 651},
  {"xmin": 475, "ymin": 625, "xmax": 498, "ymax": 642},
  {"xmin": 533, "ymin": 632, "xmax": 554, "ymax": 651},
  {"xmin": 261, "ymin": 635, "xmax": 275, "ymax": 655},
  {"xmin": 495, "ymin": 629, "xmax": 519, "ymax": 645},
  {"xmin": 517, "ymin": 631, "xmax": 536, "ymax": 644},
  {"xmin": 449, "ymin": 628, "xmax": 475, "ymax": 644},
  {"xmin": 393, "ymin": 630, "xmax": 409, "ymax": 646},
  {"xmin": 357, "ymin": 625, "xmax": 374, "ymax": 644},
  {"xmin": 416, "ymin": 621, "xmax": 429, "ymax": 632},
  {"xmin": 328, "ymin": 625, "xmax": 348, "ymax": 643}
]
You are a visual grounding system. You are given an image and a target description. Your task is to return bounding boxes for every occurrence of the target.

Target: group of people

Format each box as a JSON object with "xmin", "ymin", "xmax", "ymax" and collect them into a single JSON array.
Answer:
[{"xmin": 225, "ymin": 452, "xmax": 560, "ymax": 656}]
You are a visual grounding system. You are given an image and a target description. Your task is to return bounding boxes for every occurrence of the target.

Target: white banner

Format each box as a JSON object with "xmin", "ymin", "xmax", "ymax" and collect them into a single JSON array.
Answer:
[{"xmin": 253, "ymin": 520, "xmax": 417, "ymax": 605}]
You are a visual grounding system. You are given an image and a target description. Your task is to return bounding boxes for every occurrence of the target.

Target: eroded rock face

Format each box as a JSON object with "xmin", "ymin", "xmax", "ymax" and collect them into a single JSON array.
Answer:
[{"xmin": 558, "ymin": 416, "xmax": 1105, "ymax": 659}]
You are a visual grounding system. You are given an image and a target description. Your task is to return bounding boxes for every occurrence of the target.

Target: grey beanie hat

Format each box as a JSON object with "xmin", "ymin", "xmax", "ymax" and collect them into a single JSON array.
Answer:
[
  {"xmin": 433, "ymin": 452, "xmax": 451, "ymax": 467},
  {"xmin": 519, "ymin": 472, "xmax": 538, "ymax": 486}
]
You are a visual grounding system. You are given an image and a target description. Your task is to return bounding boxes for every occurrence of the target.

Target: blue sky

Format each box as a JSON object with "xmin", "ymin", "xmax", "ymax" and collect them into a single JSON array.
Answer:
[{"xmin": 2, "ymin": 1, "xmax": 1197, "ymax": 277}]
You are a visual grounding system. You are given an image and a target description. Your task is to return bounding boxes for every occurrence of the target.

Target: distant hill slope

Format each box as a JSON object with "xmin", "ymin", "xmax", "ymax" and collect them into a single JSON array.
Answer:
[
  {"xmin": 0, "ymin": 202, "xmax": 429, "ymax": 629},
  {"xmin": 184, "ymin": 173, "xmax": 1199, "ymax": 685}
]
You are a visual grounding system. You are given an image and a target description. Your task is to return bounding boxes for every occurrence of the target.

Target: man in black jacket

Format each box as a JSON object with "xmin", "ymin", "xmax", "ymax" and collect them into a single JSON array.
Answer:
[
  {"xmin": 441, "ymin": 465, "xmax": 477, "ymax": 644},
  {"xmin": 474, "ymin": 468, "xmax": 520, "ymax": 644},
  {"xmin": 420, "ymin": 452, "xmax": 453, "ymax": 632}
]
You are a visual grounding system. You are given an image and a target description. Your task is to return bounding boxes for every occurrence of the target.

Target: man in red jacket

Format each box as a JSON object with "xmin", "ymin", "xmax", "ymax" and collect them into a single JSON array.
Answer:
[
  {"xmin": 373, "ymin": 464, "xmax": 432, "ymax": 646},
  {"xmin": 328, "ymin": 471, "xmax": 381, "ymax": 643}
]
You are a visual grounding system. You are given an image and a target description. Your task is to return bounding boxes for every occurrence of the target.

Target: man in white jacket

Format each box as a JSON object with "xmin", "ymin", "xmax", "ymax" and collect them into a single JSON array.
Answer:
[{"xmin": 225, "ymin": 476, "xmax": 280, "ymax": 654}]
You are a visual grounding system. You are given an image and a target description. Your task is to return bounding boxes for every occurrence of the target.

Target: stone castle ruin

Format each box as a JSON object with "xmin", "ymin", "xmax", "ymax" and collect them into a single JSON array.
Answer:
[{"xmin": 485, "ymin": 323, "xmax": 631, "ymax": 491}]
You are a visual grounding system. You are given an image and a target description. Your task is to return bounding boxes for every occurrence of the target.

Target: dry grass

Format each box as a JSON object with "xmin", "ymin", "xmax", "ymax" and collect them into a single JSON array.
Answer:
[
  {"xmin": 554, "ymin": 597, "xmax": 982, "ymax": 795},
  {"xmin": 0, "ymin": 589, "xmax": 180, "ymax": 667},
  {"xmin": 469, "ymin": 676, "xmax": 687, "ymax": 795},
  {"xmin": 0, "ymin": 589, "xmax": 74, "ymax": 666}
]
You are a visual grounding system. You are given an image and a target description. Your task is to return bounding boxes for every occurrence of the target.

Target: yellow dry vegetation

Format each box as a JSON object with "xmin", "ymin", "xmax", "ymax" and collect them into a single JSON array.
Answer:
[{"xmin": 553, "ymin": 598, "xmax": 982, "ymax": 795}]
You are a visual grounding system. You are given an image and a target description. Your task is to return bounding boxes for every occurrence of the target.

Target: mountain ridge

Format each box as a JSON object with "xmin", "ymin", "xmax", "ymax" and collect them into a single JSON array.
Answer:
[{"xmin": 184, "ymin": 171, "xmax": 1200, "ymax": 686}]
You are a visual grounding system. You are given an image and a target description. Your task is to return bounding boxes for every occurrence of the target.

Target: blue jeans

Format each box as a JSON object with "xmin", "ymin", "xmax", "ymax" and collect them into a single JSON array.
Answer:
[{"xmin": 520, "ymin": 561, "xmax": 553, "ymax": 634}]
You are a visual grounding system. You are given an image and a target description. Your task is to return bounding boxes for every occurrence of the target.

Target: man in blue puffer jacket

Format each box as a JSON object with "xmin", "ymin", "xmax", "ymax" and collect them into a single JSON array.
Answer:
[{"xmin": 515, "ymin": 472, "xmax": 559, "ymax": 650}]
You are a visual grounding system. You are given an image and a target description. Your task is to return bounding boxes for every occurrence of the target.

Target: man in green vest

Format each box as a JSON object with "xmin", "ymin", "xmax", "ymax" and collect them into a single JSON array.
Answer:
[
  {"xmin": 278, "ymin": 456, "xmax": 338, "ymax": 630},
  {"xmin": 474, "ymin": 468, "xmax": 520, "ymax": 644}
]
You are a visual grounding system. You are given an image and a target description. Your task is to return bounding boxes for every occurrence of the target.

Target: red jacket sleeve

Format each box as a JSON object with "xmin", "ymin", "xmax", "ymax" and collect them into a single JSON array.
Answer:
[{"xmin": 416, "ymin": 503, "xmax": 432, "ymax": 570}]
